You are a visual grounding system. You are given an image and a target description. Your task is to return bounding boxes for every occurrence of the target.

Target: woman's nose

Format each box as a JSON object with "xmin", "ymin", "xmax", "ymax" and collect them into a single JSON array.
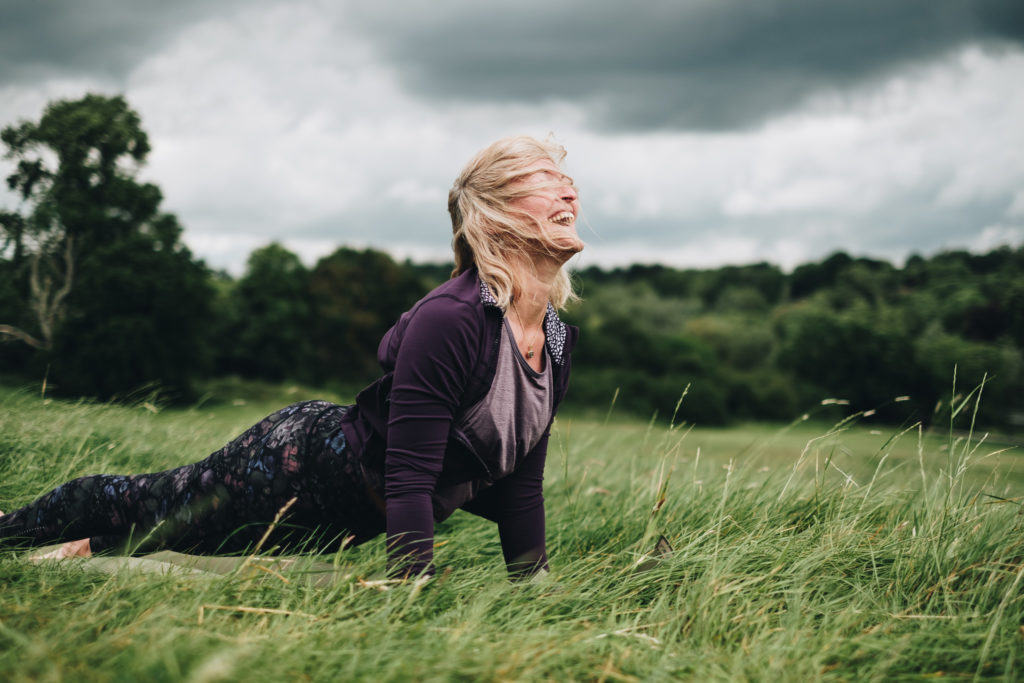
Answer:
[{"xmin": 560, "ymin": 184, "xmax": 578, "ymax": 202}]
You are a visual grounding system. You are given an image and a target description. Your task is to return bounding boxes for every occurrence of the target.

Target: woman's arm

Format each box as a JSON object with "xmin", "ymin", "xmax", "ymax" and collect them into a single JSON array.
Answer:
[
  {"xmin": 383, "ymin": 296, "xmax": 479, "ymax": 577},
  {"xmin": 462, "ymin": 429, "xmax": 550, "ymax": 579}
]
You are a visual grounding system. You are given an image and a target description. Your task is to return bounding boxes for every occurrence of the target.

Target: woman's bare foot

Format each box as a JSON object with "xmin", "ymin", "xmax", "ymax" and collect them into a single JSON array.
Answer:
[{"xmin": 29, "ymin": 538, "xmax": 92, "ymax": 560}]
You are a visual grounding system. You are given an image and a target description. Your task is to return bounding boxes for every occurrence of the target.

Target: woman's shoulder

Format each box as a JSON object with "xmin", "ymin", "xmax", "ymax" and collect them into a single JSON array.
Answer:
[
  {"xmin": 377, "ymin": 268, "xmax": 497, "ymax": 367},
  {"xmin": 404, "ymin": 268, "xmax": 497, "ymax": 321}
]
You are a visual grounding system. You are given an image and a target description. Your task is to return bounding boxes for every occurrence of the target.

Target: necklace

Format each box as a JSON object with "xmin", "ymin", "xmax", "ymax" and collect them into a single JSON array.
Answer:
[{"xmin": 510, "ymin": 298, "xmax": 545, "ymax": 360}]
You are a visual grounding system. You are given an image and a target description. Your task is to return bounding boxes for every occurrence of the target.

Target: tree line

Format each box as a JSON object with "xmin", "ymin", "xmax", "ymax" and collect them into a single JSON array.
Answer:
[
  {"xmin": 2, "ymin": 94, "xmax": 1021, "ymax": 428},
  {"xmin": 563, "ymin": 250, "xmax": 1023, "ymax": 427}
]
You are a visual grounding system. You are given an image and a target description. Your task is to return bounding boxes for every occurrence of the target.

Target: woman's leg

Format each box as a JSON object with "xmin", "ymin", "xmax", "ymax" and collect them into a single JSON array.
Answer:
[
  {"xmin": 0, "ymin": 472, "xmax": 144, "ymax": 551},
  {"xmin": 1, "ymin": 400, "xmax": 350, "ymax": 554}
]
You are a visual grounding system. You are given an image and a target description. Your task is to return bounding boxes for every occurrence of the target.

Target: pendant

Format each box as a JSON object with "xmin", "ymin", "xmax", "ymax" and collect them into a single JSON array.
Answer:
[{"xmin": 527, "ymin": 348, "xmax": 535, "ymax": 359}]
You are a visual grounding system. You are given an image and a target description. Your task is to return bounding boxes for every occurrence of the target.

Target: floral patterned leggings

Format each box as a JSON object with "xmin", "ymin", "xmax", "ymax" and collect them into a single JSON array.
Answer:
[{"xmin": 0, "ymin": 401, "xmax": 384, "ymax": 555}]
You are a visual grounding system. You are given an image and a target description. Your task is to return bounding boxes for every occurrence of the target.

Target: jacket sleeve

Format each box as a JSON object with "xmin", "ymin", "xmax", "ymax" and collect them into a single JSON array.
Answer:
[
  {"xmin": 462, "ymin": 427, "xmax": 550, "ymax": 579},
  {"xmin": 384, "ymin": 296, "xmax": 479, "ymax": 576}
]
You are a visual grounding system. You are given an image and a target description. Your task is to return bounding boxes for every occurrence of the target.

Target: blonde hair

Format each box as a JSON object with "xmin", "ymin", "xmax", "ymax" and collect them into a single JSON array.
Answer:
[{"xmin": 448, "ymin": 135, "xmax": 579, "ymax": 311}]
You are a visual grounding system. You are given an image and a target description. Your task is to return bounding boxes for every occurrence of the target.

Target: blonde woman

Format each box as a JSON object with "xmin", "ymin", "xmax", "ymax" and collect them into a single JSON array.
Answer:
[{"xmin": 1, "ymin": 136, "xmax": 583, "ymax": 579}]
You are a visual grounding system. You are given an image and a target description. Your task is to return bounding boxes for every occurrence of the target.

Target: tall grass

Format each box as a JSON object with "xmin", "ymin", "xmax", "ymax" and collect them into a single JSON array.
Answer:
[{"xmin": 1, "ymin": 383, "xmax": 1022, "ymax": 681}]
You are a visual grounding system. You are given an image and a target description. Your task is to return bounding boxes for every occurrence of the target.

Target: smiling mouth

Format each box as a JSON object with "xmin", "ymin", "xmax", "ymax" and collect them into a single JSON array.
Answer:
[{"xmin": 549, "ymin": 211, "xmax": 575, "ymax": 226}]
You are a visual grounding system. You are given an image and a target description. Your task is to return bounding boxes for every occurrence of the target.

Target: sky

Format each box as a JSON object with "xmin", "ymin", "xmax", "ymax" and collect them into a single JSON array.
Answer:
[{"xmin": 1, "ymin": 0, "xmax": 1023, "ymax": 274}]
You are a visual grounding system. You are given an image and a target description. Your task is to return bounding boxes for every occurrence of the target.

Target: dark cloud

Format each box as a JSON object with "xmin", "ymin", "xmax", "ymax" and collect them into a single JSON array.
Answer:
[
  {"xmin": 5, "ymin": 0, "xmax": 1022, "ymax": 131},
  {"xmin": 349, "ymin": 0, "xmax": 1024, "ymax": 131},
  {"xmin": 0, "ymin": 0, "xmax": 251, "ymax": 84}
]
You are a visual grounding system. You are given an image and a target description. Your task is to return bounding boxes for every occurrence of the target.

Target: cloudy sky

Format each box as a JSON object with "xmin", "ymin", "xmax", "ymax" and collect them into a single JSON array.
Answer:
[{"xmin": 2, "ymin": 0, "xmax": 1023, "ymax": 274}]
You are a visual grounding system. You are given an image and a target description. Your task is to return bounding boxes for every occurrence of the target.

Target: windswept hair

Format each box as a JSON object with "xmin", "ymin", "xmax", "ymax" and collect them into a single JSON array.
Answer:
[{"xmin": 448, "ymin": 135, "xmax": 579, "ymax": 311}]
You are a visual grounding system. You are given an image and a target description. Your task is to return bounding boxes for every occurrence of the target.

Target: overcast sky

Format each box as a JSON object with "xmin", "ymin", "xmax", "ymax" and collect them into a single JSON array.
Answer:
[{"xmin": 2, "ymin": 0, "xmax": 1023, "ymax": 273}]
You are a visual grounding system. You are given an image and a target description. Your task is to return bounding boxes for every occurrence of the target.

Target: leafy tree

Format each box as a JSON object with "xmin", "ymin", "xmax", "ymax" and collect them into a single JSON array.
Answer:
[
  {"xmin": 697, "ymin": 262, "xmax": 786, "ymax": 308},
  {"xmin": 52, "ymin": 229, "xmax": 213, "ymax": 398},
  {"xmin": 721, "ymin": 368, "xmax": 800, "ymax": 420},
  {"xmin": 0, "ymin": 93, "xmax": 213, "ymax": 399},
  {"xmin": 309, "ymin": 247, "xmax": 427, "ymax": 382},
  {"xmin": 562, "ymin": 282, "xmax": 728, "ymax": 423},
  {"xmin": 1000, "ymin": 277, "xmax": 1024, "ymax": 347},
  {"xmin": 684, "ymin": 315, "xmax": 775, "ymax": 371},
  {"xmin": 1, "ymin": 94, "xmax": 155, "ymax": 349},
  {"xmin": 789, "ymin": 252, "xmax": 854, "ymax": 299},
  {"xmin": 914, "ymin": 331, "xmax": 1022, "ymax": 424},
  {"xmin": 774, "ymin": 305, "xmax": 923, "ymax": 417},
  {"xmin": 219, "ymin": 243, "xmax": 316, "ymax": 382}
]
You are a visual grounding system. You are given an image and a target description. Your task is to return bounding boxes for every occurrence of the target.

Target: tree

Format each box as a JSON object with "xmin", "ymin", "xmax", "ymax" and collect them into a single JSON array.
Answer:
[
  {"xmin": 774, "ymin": 305, "xmax": 924, "ymax": 417},
  {"xmin": 309, "ymin": 247, "xmax": 427, "ymax": 382},
  {"xmin": 914, "ymin": 331, "xmax": 1023, "ymax": 425},
  {"xmin": 0, "ymin": 94, "xmax": 213, "ymax": 399},
  {"xmin": 789, "ymin": 251, "xmax": 853, "ymax": 299},
  {"xmin": 52, "ymin": 227, "xmax": 214, "ymax": 398},
  {"xmin": 1, "ymin": 94, "xmax": 156, "ymax": 349},
  {"xmin": 220, "ymin": 243, "xmax": 316, "ymax": 382}
]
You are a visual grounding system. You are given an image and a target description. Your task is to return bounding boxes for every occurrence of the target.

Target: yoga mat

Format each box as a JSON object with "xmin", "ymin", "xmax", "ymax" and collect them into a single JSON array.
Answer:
[{"xmin": 28, "ymin": 547, "xmax": 352, "ymax": 588}]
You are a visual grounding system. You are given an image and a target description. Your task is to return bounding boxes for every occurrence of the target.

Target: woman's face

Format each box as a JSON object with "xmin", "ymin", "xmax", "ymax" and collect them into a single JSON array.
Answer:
[{"xmin": 508, "ymin": 159, "xmax": 583, "ymax": 256}]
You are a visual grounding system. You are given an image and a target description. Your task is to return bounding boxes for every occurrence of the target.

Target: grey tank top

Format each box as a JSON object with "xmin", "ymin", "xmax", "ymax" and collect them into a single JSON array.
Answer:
[{"xmin": 455, "ymin": 318, "xmax": 554, "ymax": 479}]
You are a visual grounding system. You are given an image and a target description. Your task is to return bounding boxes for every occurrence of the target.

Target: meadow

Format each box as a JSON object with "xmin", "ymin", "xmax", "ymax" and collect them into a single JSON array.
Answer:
[{"xmin": 1, "ymin": 381, "xmax": 1023, "ymax": 681}]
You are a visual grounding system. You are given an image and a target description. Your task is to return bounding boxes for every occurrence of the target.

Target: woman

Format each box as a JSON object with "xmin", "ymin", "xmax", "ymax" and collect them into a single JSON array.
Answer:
[{"xmin": 0, "ymin": 135, "xmax": 583, "ymax": 580}]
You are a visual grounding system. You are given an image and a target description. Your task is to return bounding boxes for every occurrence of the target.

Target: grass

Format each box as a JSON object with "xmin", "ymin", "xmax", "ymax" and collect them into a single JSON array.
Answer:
[{"xmin": 1, "ymin": 381, "xmax": 1023, "ymax": 681}]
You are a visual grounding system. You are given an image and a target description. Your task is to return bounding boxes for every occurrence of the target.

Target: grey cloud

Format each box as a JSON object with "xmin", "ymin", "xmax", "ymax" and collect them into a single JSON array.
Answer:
[
  {"xmin": 348, "ymin": 0, "xmax": 1024, "ymax": 131},
  {"xmin": 0, "ymin": 0, "xmax": 255, "ymax": 84},
  {"xmin": 5, "ymin": 0, "xmax": 1022, "ymax": 131}
]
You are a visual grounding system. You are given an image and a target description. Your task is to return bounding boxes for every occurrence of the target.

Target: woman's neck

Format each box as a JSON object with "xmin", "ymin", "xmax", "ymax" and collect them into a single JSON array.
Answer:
[{"xmin": 511, "ymin": 259, "xmax": 559, "ymax": 323}]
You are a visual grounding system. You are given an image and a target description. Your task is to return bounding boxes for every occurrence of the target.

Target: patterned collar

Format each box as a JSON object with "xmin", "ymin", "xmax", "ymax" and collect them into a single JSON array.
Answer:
[{"xmin": 479, "ymin": 279, "xmax": 568, "ymax": 367}]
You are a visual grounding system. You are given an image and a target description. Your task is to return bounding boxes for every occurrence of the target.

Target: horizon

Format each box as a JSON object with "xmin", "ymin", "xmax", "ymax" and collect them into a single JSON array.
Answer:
[{"xmin": 207, "ymin": 236, "xmax": 1021, "ymax": 278}]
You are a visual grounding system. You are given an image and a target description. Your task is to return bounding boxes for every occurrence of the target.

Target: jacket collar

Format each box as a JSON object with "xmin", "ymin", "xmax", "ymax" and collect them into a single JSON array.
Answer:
[{"xmin": 479, "ymin": 278, "xmax": 569, "ymax": 367}]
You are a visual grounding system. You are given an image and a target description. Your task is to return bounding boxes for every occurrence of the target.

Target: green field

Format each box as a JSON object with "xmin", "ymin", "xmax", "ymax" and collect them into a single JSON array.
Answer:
[{"xmin": 2, "ymin": 382, "xmax": 1023, "ymax": 681}]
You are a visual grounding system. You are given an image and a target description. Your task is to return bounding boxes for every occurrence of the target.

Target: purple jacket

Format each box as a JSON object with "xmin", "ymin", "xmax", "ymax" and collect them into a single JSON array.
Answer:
[{"xmin": 340, "ymin": 268, "xmax": 578, "ymax": 577}]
